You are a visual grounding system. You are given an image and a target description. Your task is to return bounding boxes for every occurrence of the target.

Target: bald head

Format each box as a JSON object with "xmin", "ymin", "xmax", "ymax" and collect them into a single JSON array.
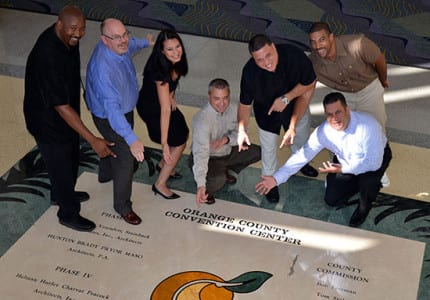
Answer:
[
  {"xmin": 100, "ymin": 18, "xmax": 124, "ymax": 35},
  {"xmin": 100, "ymin": 18, "xmax": 130, "ymax": 55},
  {"xmin": 58, "ymin": 5, "xmax": 85, "ymax": 23}
]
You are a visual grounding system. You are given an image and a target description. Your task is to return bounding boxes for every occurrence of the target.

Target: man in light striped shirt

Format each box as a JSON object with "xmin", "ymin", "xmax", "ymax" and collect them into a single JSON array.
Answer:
[{"xmin": 256, "ymin": 92, "xmax": 392, "ymax": 227}]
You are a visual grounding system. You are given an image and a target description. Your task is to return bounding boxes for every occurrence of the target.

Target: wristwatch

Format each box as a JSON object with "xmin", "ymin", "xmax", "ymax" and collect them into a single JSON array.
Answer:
[{"xmin": 281, "ymin": 95, "xmax": 289, "ymax": 105}]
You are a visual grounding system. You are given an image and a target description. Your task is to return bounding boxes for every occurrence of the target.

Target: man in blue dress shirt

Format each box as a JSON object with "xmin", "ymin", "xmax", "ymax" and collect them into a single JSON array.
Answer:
[
  {"xmin": 85, "ymin": 18, "xmax": 154, "ymax": 225},
  {"xmin": 256, "ymin": 92, "xmax": 392, "ymax": 227}
]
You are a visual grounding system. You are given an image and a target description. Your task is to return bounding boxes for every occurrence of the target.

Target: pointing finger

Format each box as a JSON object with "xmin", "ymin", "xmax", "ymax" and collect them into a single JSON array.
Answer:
[{"xmin": 279, "ymin": 137, "xmax": 286, "ymax": 148}]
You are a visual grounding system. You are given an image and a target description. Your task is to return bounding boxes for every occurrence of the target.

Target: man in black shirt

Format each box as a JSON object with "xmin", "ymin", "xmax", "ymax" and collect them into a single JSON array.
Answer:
[
  {"xmin": 238, "ymin": 34, "xmax": 317, "ymax": 203},
  {"xmin": 24, "ymin": 5, "xmax": 115, "ymax": 231}
]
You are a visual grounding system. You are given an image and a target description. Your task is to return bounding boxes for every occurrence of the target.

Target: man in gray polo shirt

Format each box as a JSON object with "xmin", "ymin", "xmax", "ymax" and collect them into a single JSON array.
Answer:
[{"xmin": 191, "ymin": 78, "xmax": 261, "ymax": 206}]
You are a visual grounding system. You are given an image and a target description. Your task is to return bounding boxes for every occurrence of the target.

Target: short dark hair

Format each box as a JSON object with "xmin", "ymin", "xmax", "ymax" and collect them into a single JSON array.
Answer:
[
  {"xmin": 208, "ymin": 78, "xmax": 229, "ymax": 94},
  {"xmin": 58, "ymin": 5, "xmax": 84, "ymax": 23},
  {"xmin": 323, "ymin": 92, "xmax": 347, "ymax": 108},
  {"xmin": 248, "ymin": 34, "xmax": 273, "ymax": 54},
  {"xmin": 309, "ymin": 22, "xmax": 332, "ymax": 34}
]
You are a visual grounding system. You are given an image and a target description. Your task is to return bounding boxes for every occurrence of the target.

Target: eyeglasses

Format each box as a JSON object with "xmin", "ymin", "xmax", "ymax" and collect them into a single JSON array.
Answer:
[{"xmin": 102, "ymin": 30, "xmax": 131, "ymax": 42}]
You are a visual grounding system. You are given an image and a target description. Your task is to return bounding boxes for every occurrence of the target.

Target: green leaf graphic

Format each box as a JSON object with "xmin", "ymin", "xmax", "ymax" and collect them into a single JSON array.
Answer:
[{"xmin": 224, "ymin": 271, "xmax": 272, "ymax": 293}]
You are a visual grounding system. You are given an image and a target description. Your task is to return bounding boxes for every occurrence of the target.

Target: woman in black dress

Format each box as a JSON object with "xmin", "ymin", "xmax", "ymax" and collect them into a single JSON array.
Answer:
[{"xmin": 137, "ymin": 30, "xmax": 189, "ymax": 199}]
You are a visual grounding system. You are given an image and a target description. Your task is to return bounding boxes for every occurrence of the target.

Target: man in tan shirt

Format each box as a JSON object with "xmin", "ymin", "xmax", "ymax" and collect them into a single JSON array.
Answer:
[{"xmin": 308, "ymin": 22, "xmax": 388, "ymax": 129}]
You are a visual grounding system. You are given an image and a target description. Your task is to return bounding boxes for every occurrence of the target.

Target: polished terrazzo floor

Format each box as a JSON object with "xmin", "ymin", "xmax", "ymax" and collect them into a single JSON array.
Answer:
[{"xmin": 1, "ymin": 8, "xmax": 430, "ymax": 299}]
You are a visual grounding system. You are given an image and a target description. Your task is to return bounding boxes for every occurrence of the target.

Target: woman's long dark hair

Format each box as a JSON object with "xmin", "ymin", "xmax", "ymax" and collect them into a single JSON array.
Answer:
[{"xmin": 143, "ymin": 29, "xmax": 188, "ymax": 83}]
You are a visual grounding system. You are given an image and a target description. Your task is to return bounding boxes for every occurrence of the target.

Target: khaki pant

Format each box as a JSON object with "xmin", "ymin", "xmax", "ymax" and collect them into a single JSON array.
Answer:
[{"xmin": 333, "ymin": 78, "xmax": 387, "ymax": 130}]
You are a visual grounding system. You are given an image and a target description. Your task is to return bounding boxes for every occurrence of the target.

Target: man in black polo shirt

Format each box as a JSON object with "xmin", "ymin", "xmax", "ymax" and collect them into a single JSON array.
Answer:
[
  {"xmin": 238, "ymin": 34, "xmax": 317, "ymax": 203},
  {"xmin": 23, "ymin": 5, "xmax": 115, "ymax": 231}
]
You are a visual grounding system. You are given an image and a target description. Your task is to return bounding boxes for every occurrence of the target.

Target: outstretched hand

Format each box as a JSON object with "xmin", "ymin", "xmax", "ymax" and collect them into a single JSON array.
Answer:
[
  {"xmin": 255, "ymin": 175, "xmax": 277, "ymax": 195},
  {"xmin": 318, "ymin": 161, "xmax": 342, "ymax": 174},
  {"xmin": 146, "ymin": 33, "xmax": 155, "ymax": 46},
  {"xmin": 237, "ymin": 130, "xmax": 250, "ymax": 152},
  {"xmin": 280, "ymin": 128, "xmax": 296, "ymax": 148},
  {"xmin": 130, "ymin": 140, "xmax": 145, "ymax": 162}
]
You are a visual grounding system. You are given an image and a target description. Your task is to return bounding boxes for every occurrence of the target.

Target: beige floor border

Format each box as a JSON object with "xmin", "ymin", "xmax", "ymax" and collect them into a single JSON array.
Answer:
[{"xmin": 2, "ymin": 75, "xmax": 429, "ymax": 202}]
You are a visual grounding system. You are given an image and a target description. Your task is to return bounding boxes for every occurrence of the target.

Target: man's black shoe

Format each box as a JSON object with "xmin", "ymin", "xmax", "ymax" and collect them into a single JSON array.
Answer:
[
  {"xmin": 349, "ymin": 204, "xmax": 371, "ymax": 227},
  {"xmin": 205, "ymin": 195, "xmax": 216, "ymax": 205},
  {"xmin": 300, "ymin": 164, "xmax": 318, "ymax": 177},
  {"xmin": 51, "ymin": 191, "xmax": 90, "ymax": 205},
  {"xmin": 265, "ymin": 186, "xmax": 279, "ymax": 203},
  {"xmin": 59, "ymin": 215, "xmax": 96, "ymax": 232},
  {"xmin": 98, "ymin": 176, "xmax": 112, "ymax": 183},
  {"xmin": 225, "ymin": 169, "xmax": 237, "ymax": 184},
  {"xmin": 74, "ymin": 191, "xmax": 90, "ymax": 202}
]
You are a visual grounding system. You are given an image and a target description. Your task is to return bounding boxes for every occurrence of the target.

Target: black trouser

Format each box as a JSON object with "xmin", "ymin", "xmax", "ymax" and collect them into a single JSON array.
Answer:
[
  {"xmin": 37, "ymin": 138, "xmax": 81, "ymax": 221},
  {"xmin": 190, "ymin": 144, "xmax": 261, "ymax": 195},
  {"xmin": 324, "ymin": 143, "xmax": 392, "ymax": 207},
  {"xmin": 92, "ymin": 112, "xmax": 135, "ymax": 215}
]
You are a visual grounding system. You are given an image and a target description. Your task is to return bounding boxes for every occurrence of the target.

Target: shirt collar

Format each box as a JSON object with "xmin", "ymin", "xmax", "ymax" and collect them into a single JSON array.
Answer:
[{"xmin": 208, "ymin": 102, "xmax": 229, "ymax": 116}]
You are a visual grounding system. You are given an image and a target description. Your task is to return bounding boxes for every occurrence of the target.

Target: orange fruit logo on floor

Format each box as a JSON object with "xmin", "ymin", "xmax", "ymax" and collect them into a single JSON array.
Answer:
[{"xmin": 151, "ymin": 270, "xmax": 272, "ymax": 299}]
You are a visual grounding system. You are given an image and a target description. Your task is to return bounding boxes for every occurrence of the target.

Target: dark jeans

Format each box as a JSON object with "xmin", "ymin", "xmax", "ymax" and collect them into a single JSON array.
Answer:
[
  {"xmin": 92, "ymin": 112, "xmax": 135, "ymax": 215},
  {"xmin": 37, "ymin": 138, "xmax": 80, "ymax": 221},
  {"xmin": 190, "ymin": 144, "xmax": 261, "ymax": 195},
  {"xmin": 324, "ymin": 143, "xmax": 392, "ymax": 207}
]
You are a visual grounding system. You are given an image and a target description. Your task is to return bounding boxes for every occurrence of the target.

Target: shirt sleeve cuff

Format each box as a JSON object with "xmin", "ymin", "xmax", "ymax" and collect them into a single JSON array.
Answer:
[
  {"xmin": 124, "ymin": 133, "xmax": 138, "ymax": 146},
  {"xmin": 196, "ymin": 178, "xmax": 206, "ymax": 188},
  {"xmin": 273, "ymin": 172, "xmax": 286, "ymax": 186}
]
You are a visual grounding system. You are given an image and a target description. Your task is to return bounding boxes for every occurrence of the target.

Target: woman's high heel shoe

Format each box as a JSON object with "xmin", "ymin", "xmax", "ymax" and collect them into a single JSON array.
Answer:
[{"xmin": 152, "ymin": 184, "xmax": 180, "ymax": 200}]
